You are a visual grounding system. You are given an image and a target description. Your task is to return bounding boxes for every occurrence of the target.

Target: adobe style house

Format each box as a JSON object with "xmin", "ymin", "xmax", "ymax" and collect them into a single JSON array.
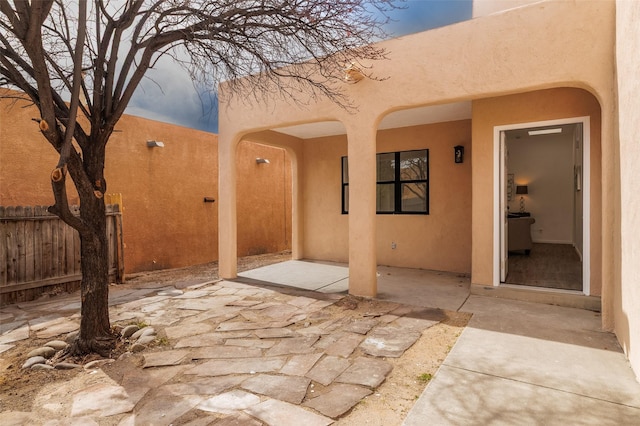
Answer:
[{"xmin": 217, "ymin": 0, "xmax": 640, "ymax": 380}]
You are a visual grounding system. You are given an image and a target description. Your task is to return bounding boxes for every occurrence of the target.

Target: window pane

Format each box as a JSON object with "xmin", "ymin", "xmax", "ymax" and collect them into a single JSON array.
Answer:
[
  {"xmin": 377, "ymin": 184, "xmax": 395, "ymax": 212},
  {"xmin": 377, "ymin": 153, "xmax": 395, "ymax": 182},
  {"xmin": 343, "ymin": 185, "xmax": 349, "ymax": 212},
  {"xmin": 342, "ymin": 157, "xmax": 349, "ymax": 183},
  {"xmin": 401, "ymin": 182, "xmax": 427, "ymax": 212},
  {"xmin": 400, "ymin": 150, "xmax": 427, "ymax": 181}
]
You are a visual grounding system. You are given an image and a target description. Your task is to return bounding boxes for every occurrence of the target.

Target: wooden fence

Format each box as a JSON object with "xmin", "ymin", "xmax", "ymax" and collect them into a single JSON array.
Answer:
[{"xmin": 0, "ymin": 204, "xmax": 124, "ymax": 305}]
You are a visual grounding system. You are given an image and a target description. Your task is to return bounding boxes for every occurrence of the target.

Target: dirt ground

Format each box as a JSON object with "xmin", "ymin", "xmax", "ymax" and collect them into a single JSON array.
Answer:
[{"xmin": 0, "ymin": 252, "xmax": 470, "ymax": 424}]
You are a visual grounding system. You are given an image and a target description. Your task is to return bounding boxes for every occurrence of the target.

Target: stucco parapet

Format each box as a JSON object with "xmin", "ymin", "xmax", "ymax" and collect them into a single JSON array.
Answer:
[{"xmin": 219, "ymin": 0, "xmax": 615, "ymax": 138}]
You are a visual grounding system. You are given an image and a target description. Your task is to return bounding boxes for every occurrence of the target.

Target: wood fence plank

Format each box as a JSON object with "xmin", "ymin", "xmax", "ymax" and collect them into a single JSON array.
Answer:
[
  {"xmin": 5, "ymin": 208, "xmax": 18, "ymax": 284},
  {"xmin": 41, "ymin": 209, "xmax": 53, "ymax": 280},
  {"xmin": 24, "ymin": 207, "xmax": 36, "ymax": 282},
  {"xmin": 65, "ymin": 222, "xmax": 74, "ymax": 276},
  {"xmin": 33, "ymin": 218, "xmax": 42, "ymax": 282},
  {"xmin": 14, "ymin": 206, "xmax": 26, "ymax": 284},
  {"xmin": 56, "ymin": 219, "xmax": 63, "ymax": 276},
  {"xmin": 50, "ymin": 215, "xmax": 60, "ymax": 277}
]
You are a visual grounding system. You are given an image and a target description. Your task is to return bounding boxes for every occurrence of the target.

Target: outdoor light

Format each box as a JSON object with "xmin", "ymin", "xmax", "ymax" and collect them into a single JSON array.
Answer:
[
  {"xmin": 528, "ymin": 128, "xmax": 562, "ymax": 136},
  {"xmin": 454, "ymin": 145, "xmax": 464, "ymax": 163},
  {"xmin": 146, "ymin": 140, "xmax": 165, "ymax": 148},
  {"xmin": 256, "ymin": 158, "xmax": 270, "ymax": 164},
  {"xmin": 516, "ymin": 185, "xmax": 529, "ymax": 212},
  {"xmin": 344, "ymin": 62, "xmax": 364, "ymax": 84}
]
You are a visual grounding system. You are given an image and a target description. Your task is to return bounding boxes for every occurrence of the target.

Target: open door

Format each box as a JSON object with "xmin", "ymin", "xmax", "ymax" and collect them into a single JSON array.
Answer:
[{"xmin": 500, "ymin": 131, "xmax": 508, "ymax": 282}]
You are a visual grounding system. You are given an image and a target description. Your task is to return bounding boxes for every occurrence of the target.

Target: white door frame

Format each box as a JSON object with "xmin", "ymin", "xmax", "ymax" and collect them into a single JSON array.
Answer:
[{"xmin": 492, "ymin": 116, "xmax": 591, "ymax": 295}]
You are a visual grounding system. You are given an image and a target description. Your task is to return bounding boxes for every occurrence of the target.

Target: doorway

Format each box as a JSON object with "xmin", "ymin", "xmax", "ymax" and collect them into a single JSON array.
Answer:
[{"xmin": 495, "ymin": 117, "xmax": 590, "ymax": 295}]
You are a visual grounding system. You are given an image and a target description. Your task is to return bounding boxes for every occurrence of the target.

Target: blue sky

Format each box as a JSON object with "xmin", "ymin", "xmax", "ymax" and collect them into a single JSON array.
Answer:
[{"xmin": 126, "ymin": 1, "xmax": 472, "ymax": 133}]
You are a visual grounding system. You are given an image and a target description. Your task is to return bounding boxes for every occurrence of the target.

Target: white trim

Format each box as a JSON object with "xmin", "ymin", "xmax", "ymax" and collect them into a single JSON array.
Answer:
[{"xmin": 493, "ymin": 116, "xmax": 591, "ymax": 295}]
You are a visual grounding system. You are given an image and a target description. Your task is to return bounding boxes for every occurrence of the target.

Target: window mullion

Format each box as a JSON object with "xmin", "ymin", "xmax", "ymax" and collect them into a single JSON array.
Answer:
[{"xmin": 395, "ymin": 152, "xmax": 401, "ymax": 213}]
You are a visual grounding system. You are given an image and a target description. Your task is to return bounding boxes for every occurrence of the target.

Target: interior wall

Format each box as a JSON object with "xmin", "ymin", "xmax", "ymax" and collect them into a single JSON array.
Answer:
[
  {"xmin": 506, "ymin": 130, "xmax": 575, "ymax": 244},
  {"xmin": 302, "ymin": 119, "xmax": 472, "ymax": 273},
  {"xmin": 471, "ymin": 87, "xmax": 602, "ymax": 295}
]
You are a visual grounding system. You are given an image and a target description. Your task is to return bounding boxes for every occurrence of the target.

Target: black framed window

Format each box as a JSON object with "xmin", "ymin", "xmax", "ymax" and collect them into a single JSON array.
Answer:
[{"xmin": 342, "ymin": 149, "xmax": 429, "ymax": 214}]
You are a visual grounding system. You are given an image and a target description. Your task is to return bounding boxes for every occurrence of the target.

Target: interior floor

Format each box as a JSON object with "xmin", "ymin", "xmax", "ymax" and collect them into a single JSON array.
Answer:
[{"xmin": 506, "ymin": 243, "xmax": 582, "ymax": 291}]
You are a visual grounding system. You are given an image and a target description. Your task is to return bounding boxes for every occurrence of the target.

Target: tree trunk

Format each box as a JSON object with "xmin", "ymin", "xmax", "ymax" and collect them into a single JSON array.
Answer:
[{"xmin": 69, "ymin": 196, "xmax": 115, "ymax": 356}]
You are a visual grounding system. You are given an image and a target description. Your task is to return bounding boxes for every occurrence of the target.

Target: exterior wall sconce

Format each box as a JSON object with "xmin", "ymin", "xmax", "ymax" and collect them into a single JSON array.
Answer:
[
  {"xmin": 454, "ymin": 145, "xmax": 464, "ymax": 163},
  {"xmin": 147, "ymin": 140, "xmax": 165, "ymax": 148},
  {"xmin": 256, "ymin": 158, "xmax": 270, "ymax": 164},
  {"xmin": 344, "ymin": 63, "xmax": 365, "ymax": 84},
  {"xmin": 516, "ymin": 185, "xmax": 529, "ymax": 212}
]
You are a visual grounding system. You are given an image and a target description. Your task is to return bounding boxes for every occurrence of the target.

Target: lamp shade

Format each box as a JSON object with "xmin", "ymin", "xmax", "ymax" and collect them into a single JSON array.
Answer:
[{"xmin": 516, "ymin": 185, "xmax": 528, "ymax": 195}]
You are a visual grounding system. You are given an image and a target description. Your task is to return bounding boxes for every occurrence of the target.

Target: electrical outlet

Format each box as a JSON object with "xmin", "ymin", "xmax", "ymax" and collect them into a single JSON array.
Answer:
[{"xmin": 391, "ymin": 242, "xmax": 397, "ymax": 249}]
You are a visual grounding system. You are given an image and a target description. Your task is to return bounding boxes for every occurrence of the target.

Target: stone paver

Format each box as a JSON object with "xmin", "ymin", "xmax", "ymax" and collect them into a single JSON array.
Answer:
[
  {"xmin": 225, "ymin": 338, "xmax": 277, "ymax": 348},
  {"xmin": 197, "ymin": 390, "xmax": 261, "ymax": 414},
  {"xmin": 185, "ymin": 357, "xmax": 287, "ymax": 376},
  {"xmin": 70, "ymin": 384, "xmax": 135, "ymax": 417},
  {"xmin": 342, "ymin": 318, "xmax": 379, "ymax": 335},
  {"xmin": 164, "ymin": 322, "xmax": 214, "ymax": 340},
  {"xmin": 216, "ymin": 320, "xmax": 293, "ymax": 332},
  {"xmin": 266, "ymin": 335, "xmax": 319, "ymax": 356},
  {"xmin": 157, "ymin": 375, "xmax": 247, "ymax": 396},
  {"xmin": 174, "ymin": 332, "xmax": 245, "ymax": 348},
  {"xmin": 305, "ymin": 355, "xmax": 351, "ymax": 386},
  {"xmin": 360, "ymin": 326, "xmax": 421, "ymax": 358},
  {"xmin": 143, "ymin": 349, "xmax": 190, "ymax": 367},
  {"xmin": 190, "ymin": 345, "xmax": 262, "ymax": 359},
  {"xmin": 324, "ymin": 333, "xmax": 364, "ymax": 358},
  {"xmin": 304, "ymin": 383, "xmax": 372, "ymax": 418},
  {"xmin": 336, "ymin": 356, "xmax": 393, "ymax": 388},
  {"xmin": 241, "ymin": 374, "xmax": 311, "ymax": 404},
  {"xmin": 254, "ymin": 328, "xmax": 295, "ymax": 339},
  {"xmin": 133, "ymin": 394, "xmax": 203, "ymax": 425},
  {"xmin": 244, "ymin": 399, "xmax": 333, "ymax": 426},
  {"xmin": 280, "ymin": 353, "xmax": 324, "ymax": 376}
]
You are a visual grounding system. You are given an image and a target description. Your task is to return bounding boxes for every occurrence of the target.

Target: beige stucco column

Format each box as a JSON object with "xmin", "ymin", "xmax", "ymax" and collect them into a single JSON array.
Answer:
[
  {"xmin": 346, "ymin": 122, "xmax": 378, "ymax": 297},
  {"xmin": 218, "ymin": 133, "xmax": 239, "ymax": 279}
]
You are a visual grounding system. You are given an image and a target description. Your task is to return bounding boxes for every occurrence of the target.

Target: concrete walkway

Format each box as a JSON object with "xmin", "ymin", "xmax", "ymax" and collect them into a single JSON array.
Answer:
[{"xmin": 242, "ymin": 260, "xmax": 640, "ymax": 424}]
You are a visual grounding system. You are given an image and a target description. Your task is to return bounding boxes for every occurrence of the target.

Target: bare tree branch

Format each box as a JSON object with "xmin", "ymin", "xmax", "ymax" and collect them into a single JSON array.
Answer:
[{"xmin": 0, "ymin": 0, "xmax": 400, "ymax": 357}]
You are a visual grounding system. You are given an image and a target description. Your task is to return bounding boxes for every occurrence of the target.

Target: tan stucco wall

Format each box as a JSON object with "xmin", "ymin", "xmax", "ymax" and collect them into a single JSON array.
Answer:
[
  {"xmin": 299, "ymin": 120, "xmax": 472, "ymax": 273},
  {"xmin": 376, "ymin": 121, "xmax": 472, "ymax": 272},
  {"xmin": 615, "ymin": 0, "xmax": 640, "ymax": 380},
  {"xmin": 0, "ymin": 96, "xmax": 291, "ymax": 274},
  {"xmin": 237, "ymin": 141, "xmax": 292, "ymax": 256},
  {"xmin": 471, "ymin": 88, "xmax": 602, "ymax": 295}
]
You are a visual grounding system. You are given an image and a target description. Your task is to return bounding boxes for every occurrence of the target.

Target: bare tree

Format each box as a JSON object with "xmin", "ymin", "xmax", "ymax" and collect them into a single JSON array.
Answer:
[{"xmin": 0, "ymin": 0, "xmax": 398, "ymax": 356}]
